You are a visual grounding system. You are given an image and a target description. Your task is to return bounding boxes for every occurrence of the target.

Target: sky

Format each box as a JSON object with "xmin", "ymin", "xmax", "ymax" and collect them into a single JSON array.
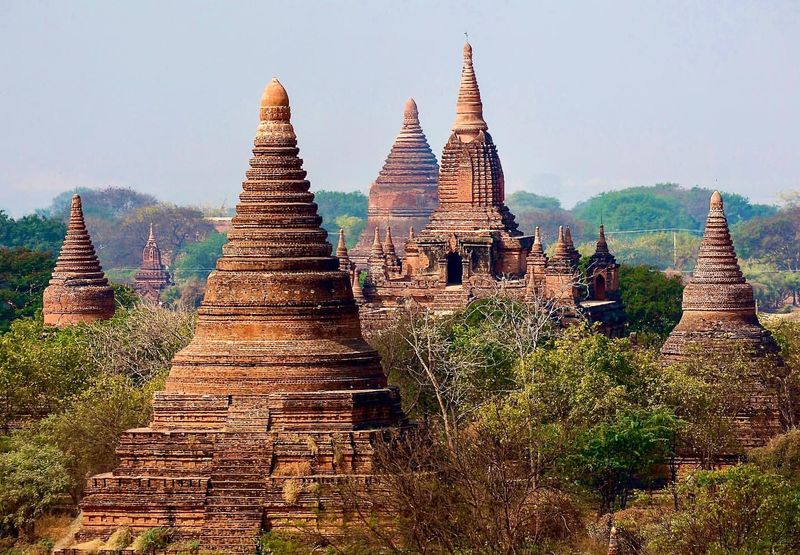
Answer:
[{"xmin": 1, "ymin": 0, "xmax": 799, "ymax": 217}]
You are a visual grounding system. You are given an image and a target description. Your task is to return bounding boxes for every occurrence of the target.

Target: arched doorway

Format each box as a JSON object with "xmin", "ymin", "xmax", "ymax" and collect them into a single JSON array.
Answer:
[
  {"xmin": 594, "ymin": 275, "xmax": 606, "ymax": 300},
  {"xmin": 446, "ymin": 252, "xmax": 463, "ymax": 285}
]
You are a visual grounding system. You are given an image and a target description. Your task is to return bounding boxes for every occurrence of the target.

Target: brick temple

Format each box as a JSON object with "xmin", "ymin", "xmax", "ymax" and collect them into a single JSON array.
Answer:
[
  {"xmin": 661, "ymin": 191, "xmax": 784, "ymax": 460},
  {"xmin": 66, "ymin": 79, "xmax": 407, "ymax": 553},
  {"xmin": 43, "ymin": 194, "xmax": 115, "ymax": 327},
  {"xmin": 350, "ymin": 98, "xmax": 439, "ymax": 265},
  {"xmin": 133, "ymin": 223, "xmax": 172, "ymax": 303},
  {"xmin": 357, "ymin": 43, "xmax": 624, "ymax": 336}
]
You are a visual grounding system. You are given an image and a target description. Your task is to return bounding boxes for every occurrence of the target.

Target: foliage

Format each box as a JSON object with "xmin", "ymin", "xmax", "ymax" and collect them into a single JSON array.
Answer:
[
  {"xmin": 90, "ymin": 204, "xmax": 214, "ymax": 270},
  {"xmin": 314, "ymin": 190, "xmax": 367, "ymax": 249},
  {"xmin": 0, "ymin": 435, "xmax": 71, "ymax": 538},
  {"xmin": 0, "ymin": 248, "xmax": 55, "ymax": 333},
  {"xmin": 742, "ymin": 260, "xmax": 799, "ymax": 311},
  {"xmin": 40, "ymin": 372, "xmax": 166, "ymax": 501},
  {"xmin": 0, "ymin": 318, "xmax": 94, "ymax": 432},
  {"xmin": 618, "ymin": 265, "xmax": 684, "ymax": 337},
  {"xmin": 749, "ymin": 429, "xmax": 800, "ymax": 484},
  {"xmin": 568, "ymin": 409, "xmax": 678, "ymax": 512},
  {"xmin": 0, "ymin": 212, "xmax": 66, "ymax": 257},
  {"xmin": 507, "ymin": 191, "xmax": 562, "ymax": 212},
  {"xmin": 646, "ymin": 464, "xmax": 800, "ymax": 554},
  {"xmin": 130, "ymin": 527, "xmax": 175, "ymax": 554},
  {"xmin": 41, "ymin": 187, "xmax": 158, "ymax": 222},
  {"xmin": 110, "ymin": 282, "xmax": 141, "ymax": 310},
  {"xmin": 576, "ymin": 231, "xmax": 700, "ymax": 272},
  {"xmin": 515, "ymin": 207, "xmax": 586, "ymax": 246},
  {"xmin": 172, "ymin": 231, "xmax": 226, "ymax": 284}
]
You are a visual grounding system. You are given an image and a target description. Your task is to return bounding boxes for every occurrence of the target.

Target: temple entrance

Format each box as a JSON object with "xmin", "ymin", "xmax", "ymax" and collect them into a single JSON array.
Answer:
[
  {"xmin": 446, "ymin": 252, "xmax": 463, "ymax": 285},
  {"xmin": 594, "ymin": 275, "xmax": 606, "ymax": 300}
]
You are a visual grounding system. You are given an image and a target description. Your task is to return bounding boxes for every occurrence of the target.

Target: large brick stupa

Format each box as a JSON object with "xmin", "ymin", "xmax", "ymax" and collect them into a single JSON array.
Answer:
[
  {"xmin": 42, "ymin": 194, "xmax": 115, "ymax": 327},
  {"xmin": 70, "ymin": 79, "xmax": 407, "ymax": 553}
]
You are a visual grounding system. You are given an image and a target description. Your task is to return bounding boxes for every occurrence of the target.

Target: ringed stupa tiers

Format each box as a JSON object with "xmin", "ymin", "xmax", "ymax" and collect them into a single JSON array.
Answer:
[
  {"xmin": 68, "ymin": 79, "xmax": 406, "ymax": 553},
  {"xmin": 351, "ymin": 98, "xmax": 439, "ymax": 265},
  {"xmin": 42, "ymin": 194, "xmax": 115, "ymax": 327},
  {"xmin": 133, "ymin": 223, "xmax": 172, "ymax": 303},
  {"xmin": 661, "ymin": 191, "xmax": 783, "ymax": 454}
]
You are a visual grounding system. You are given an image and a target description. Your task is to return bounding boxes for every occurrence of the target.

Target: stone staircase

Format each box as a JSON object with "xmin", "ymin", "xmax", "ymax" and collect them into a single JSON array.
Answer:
[{"xmin": 200, "ymin": 399, "xmax": 272, "ymax": 553}]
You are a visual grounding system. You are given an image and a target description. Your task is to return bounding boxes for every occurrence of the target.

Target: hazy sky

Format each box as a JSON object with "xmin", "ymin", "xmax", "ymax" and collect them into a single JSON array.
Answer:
[{"xmin": 1, "ymin": 1, "xmax": 798, "ymax": 216}]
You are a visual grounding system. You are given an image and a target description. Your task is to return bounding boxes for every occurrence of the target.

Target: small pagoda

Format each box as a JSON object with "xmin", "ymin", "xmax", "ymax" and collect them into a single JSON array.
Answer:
[
  {"xmin": 351, "ymin": 98, "xmax": 439, "ymax": 265},
  {"xmin": 67, "ymin": 79, "xmax": 407, "ymax": 553},
  {"xmin": 42, "ymin": 194, "xmax": 115, "ymax": 327},
  {"xmin": 661, "ymin": 191, "xmax": 783, "ymax": 456},
  {"xmin": 133, "ymin": 223, "xmax": 172, "ymax": 303}
]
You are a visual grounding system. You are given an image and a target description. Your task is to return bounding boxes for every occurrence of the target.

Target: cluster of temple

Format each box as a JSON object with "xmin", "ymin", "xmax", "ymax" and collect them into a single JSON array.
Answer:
[{"xmin": 38, "ymin": 42, "xmax": 788, "ymax": 552}]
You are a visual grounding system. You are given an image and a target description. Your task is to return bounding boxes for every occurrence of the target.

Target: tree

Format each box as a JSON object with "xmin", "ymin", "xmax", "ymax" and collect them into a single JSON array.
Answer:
[
  {"xmin": 576, "ymin": 231, "xmax": 700, "ymax": 272},
  {"xmin": 646, "ymin": 465, "xmax": 800, "ymax": 554},
  {"xmin": 313, "ymin": 190, "xmax": 368, "ymax": 221},
  {"xmin": 172, "ymin": 231, "xmax": 226, "ymax": 285},
  {"xmin": 0, "ymin": 248, "xmax": 55, "ymax": 332},
  {"xmin": 0, "ymin": 211, "xmax": 66, "ymax": 257},
  {"xmin": 569, "ymin": 409, "xmax": 678, "ymax": 513},
  {"xmin": 90, "ymin": 204, "xmax": 214, "ymax": 270},
  {"xmin": 507, "ymin": 191, "xmax": 562, "ymax": 212},
  {"xmin": 572, "ymin": 185, "xmax": 697, "ymax": 232},
  {"xmin": 618, "ymin": 265, "xmax": 684, "ymax": 337},
  {"xmin": 41, "ymin": 187, "xmax": 158, "ymax": 221},
  {"xmin": 39, "ymin": 372, "xmax": 166, "ymax": 501},
  {"xmin": 0, "ymin": 436, "xmax": 72, "ymax": 539},
  {"xmin": 515, "ymin": 207, "xmax": 587, "ymax": 246},
  {"xmin": 334, "ymin": 215, "xmax": 365, "ymax": 249}
]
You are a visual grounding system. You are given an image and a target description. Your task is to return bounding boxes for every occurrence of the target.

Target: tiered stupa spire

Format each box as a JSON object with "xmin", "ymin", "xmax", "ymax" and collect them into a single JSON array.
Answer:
[
  {"xmin": 75, "ymin": 79, "xmax": 406, "ymax": 552},
  {"xmin": 351, "ymin": 97, "xmax": 439, "ymax": 264},
  {"xmin": 452, "ymin": 42, "xmax": 488, "ymax": 142},
  {"xmin": 43, "ymin": 194, "xmax": 115, "ymax": 326},
  {"xmin": 133, "ymin": 223, "xmax": 172, "ymax": 303},
  {"xmin": 336, "ymin": 228, "xmax": 351, "ymax": 272}
]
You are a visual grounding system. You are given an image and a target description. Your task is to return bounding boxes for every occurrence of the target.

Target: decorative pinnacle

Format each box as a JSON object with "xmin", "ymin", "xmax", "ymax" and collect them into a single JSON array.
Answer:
[
  {"xmin": 371, "ymin": 227, "xmax": 384, "ymax": 257},
  {"xmin": 403, "ymin": 98, "xmax": 419, "ymax": 125},
  {"xmin": 336, "ymin": 228, "xmax": 349, "ymax": 258},
  {"xmin": 565, "ymin": 226, "xmax": 574, "ymax": 247},
  {"xmin": 557, "ymin": 225, "xmax": 565, "ymax": 244},
  {"xmin": 148, "ymin": 222, "xmax": 155, "ymax": 243},
  {"xmin": 408, "ymin": 226, "xmax": 415, "ymax": 240},
  {"xmin": 453, "ymin": 41, "xmax": 487, "ymax": 140},
  {"xmin": 710, "ymin": 190, "xmax": 724, "ymax": 211},
  {"xmin": 259, "ymin": 78, "xmax": 291, "ymax": 122},
  {"xmin": 68, "ymin": 194, "xmax": 87, "ymax": 231}
]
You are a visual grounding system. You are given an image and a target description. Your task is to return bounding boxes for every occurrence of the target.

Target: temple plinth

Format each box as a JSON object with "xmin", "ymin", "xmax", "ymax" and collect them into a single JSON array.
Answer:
[
  {"xmin": 70, "ymin": 79, "xmax": 407, "ymax": 553},
  {"xmin": 661, "ymin": 191, "xmax": 783, "ymax": 457},
  {"xmin": 351, "ymin": 98, "xmax": 439, "ymax": 265},
  {"xmin": 42, "ymin": 194, "xmax": 115, "ymax": 327},
  {"xmin": 133, "ymin": 223, "xmax": 172, "ymax": 303}
]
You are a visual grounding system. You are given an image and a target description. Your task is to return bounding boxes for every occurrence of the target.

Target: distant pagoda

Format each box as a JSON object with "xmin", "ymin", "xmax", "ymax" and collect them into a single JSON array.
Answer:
[
  {"xmin": 42, "ymin": 194, "xmax": 114, "ymax": 327},
  {"xmin": 133, "ymin": 223, "xmax": 172, "ymax": 303},
  {"xmin": 68, "ymin": 79, "xmax": 406, "ymax": 553},
  {"xmin": 661, "ymin": 191, "xmax": 783, "ymax": 455},
  {"xmin": 351, "ymin": 98, "xmax": 439, "ymax": 265}
]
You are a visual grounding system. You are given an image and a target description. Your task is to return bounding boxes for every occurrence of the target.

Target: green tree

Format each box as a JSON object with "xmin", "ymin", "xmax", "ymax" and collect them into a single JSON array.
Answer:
[
  {"xmin": 507, "ymin": 191, "xmax": 562, "ymax": 212},
  {"xmin": 0, "ymin": 248, "xmax": 55, "ymax": 332},
  {"xmin": 572, "ymin": 185, "xmax": 697, "ymax": 232},
  {"xmin": 618, "ymin": 265, "xmax": 684, "ymax": 337},
  {"xmin": 172, "ymin": 231, "xmax": 226, "ymax": 284},
  {"xmin": 334, "ymin": 215, "xmax": 365, "ymax": 249},
  {"xmin": 40, "ymin": 372, "xmax": 166, "ymax": 501},
  {"xmin": 0, "ymin": 436, "xmax": 72, "ymax": 539},
  {"xmin": 569, "ymin": 409, "xmax": 678, "ymax": 512},
  {"xmin": 42, "ymin": 187, "xmax": 158, "ymax": 222},
  {"xmin": 0, "ymin": 211, "xmax": 66, "ymax": 257},
  {"xmin": 313, "ymin": 190, "xmax": 368, "ymax": 222},
  {"xmin": 647, "ymin": 464, "xmax": 800, "ymax": 554}
]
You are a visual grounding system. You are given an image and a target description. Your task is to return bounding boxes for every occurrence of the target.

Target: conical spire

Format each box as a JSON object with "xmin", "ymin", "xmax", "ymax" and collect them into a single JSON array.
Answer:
[
  {"xmin": 165, "ymin": 78, "xmax": 390, "ymax": 395},
  {"xmin": 689, "ymin": 191, "xmax": 747, "ymax": 287},
  {"xmin": 453, "ymin": 42, "xmax": 488, "ymax": 141},
  {"xmin": 370, "ymin": 227, "xmax": 384, "ymax": 258},
  {"xmin": 336, "ymin": 228, "xmax": 351, "ymax": 272},
  {"xmin": 531, "ymin": 226, "xmax": 544, "ymax": 255},
  {"xmin": 43, "ymin": 194, "xmax": 115, "ymax": 326},
  {"xmin": 147, "ymin": 222, "xmax": 155, "ymax": 243},
  {"xmin": 351, "ymin": 270, "xmax": 365, "ymax": 303},
  {"xmin": 383, "ymin": 226, "xmax": 397, "ymax": 258},
  {"xmin": 590, "ymin": 224, "xmax": 617, "ymax": 268},
  {"xmin": 408, "ymin": 226, "xmax": 415, "ymax": 241},
  {"xmin": 596, "ymin": 224, "xmax": 609, "ymax": 253}
]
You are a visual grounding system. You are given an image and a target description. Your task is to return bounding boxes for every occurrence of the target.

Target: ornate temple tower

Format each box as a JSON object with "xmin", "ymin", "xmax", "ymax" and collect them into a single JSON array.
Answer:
[
  {"xmin": 71, "ymin": 79, "xmax": 406, "ymax": 553},
  {"xmin": 133, "ymin": 223, "xmax": 172, "ymax": 303},
  {"xmin": 42, "ymin": 194, "xmax": 115, "ymax": 327},
  {"xmin": 661, "ymin": 191, "xmax": 783, "ymax": 452},
  {"xmin": 587, "ymin": 225, "xmax": 619, "ymax": 302},
  {"xmin": 404, "ymin": 42, "xmax": 531, "ymax": 283},
  {"xmin": 351, "ymin": 98, "xmax": 439, "ymax": 265}
]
